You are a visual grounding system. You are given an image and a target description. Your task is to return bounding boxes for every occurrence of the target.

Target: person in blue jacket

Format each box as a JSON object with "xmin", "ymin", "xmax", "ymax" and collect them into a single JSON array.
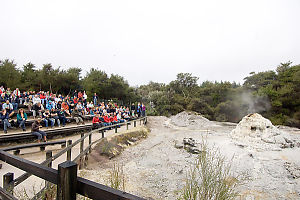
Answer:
[{"xmin": 0, "ymin": 109, "xmax": 13, "ymax": 133}]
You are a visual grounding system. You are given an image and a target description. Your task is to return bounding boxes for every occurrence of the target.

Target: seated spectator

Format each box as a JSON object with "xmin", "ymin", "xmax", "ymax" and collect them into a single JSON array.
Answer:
[
  {"xmin": 111, "ymin": 112, "xmax": 119, "ymax": 124},
  {"xmin": 46, "ymin": 100, "xmax": 55, "ymax": 110},
  {"xmin": 32, "ymin": 102, "xmax": 44, "ymax": 119},
  {"xmin": 56, "ymin": 101, "xmax": 62, "ymax": 110},
  {"xmin": 103, "ymin": 113, "xmax": 112, "ymax": 126},
  {"xmin": 123, "ymin": 112, "xmax": 130, "ymax": 121},
  {"xmin": 61, "ymin": 101, "xmax": 70, "ymax": 115},
  {"xmin": 87, "ymin": 101, "xmax": 94, "ymax": 110},
  {"xmin": 13, "ymin": 88, "xmax": 21, "ymax": 99},
  {"xmin": 76, "ymin": 101, "xmax": 84, "ymax": 112},
  {"xmin": 89, "ymin": 107, "xmax": 95, "ymax": 116},
  {"xmin": 117, "ymin": 112, "xmax": 125, "ymax": 123},
  {"xmin": 40, "ymin": 91, "xmax": 46, "ymax": 105},
  {"xmin": 57, "ymin": 108, "xmax": 67, "ymax": 127},
  {"xmin": 6, "ymin": 88, "xmax": 12, "ymax": 96},
  {"xmin": 55, "ymin": 95, "xmax": 61, "ymax": 104},
  {"xmin": 31, "ymin": 118, "xmax": 47, "ymax": 143},
  {"xmin": 92, "ymin": 113, "xmax": 102, "ymax": 129},
  {"xmin": 50, "ymin": 108, "xmax": 60, "ymax": 127},
  {"xmin": 0, "ymin": 93, "xmax": 7, "ymax": 108},
  {"xmin": 142, "ymin": 103, "xmax": 146, "ymax": 117},
  {"xmin": 10, "ymin": 93, "xmax": 19, "ymax": 111},
  {"xmin": 17, "ymin": 108, "xmax": 27, "ymax": 131},
  {"xmin": 0, "ymin": 86, "xmax": 4, "ymax": 94},
  {"xmin": 43, "ymin": 109, "xmax": 55, "ymax": 128},
  {"xmin": 32, "ymin": 94, "xmax": 41, "ymax": 105},
  {"xmin": 71, "ymin": 107, "xmax": 84, "ymax": 125},
  {"xmin": 24, "ymin": 95, "xmax": 33, "ymax": 111},
  {"xmin": 19, "ymin": 91, "xmax": 25, "ymax": 104},
  {"xmin": 2, "ymin": 100, "xmax": 14, "ymax": 116},
  {"xmin": 0, "ymin": 109, "xmax": 14, "ymax": 133}
]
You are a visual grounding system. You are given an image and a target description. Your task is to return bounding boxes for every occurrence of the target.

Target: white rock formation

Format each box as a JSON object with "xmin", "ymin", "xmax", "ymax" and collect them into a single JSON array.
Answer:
[
  {"xmin": 170, "ymin": 111, "xmax": 213, "ymax": 129},
  {"xmin": 231, "ymin": 113, "xmax": 293, "ymax": 150}
]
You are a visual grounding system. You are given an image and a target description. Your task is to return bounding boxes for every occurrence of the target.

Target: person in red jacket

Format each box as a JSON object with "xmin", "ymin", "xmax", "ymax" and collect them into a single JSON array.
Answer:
[
  {"xmin": 40, "ymin": 91, "xmax": 46, "ymax": 105},
  {"xmin": 112, "ymin": 112, "xmax": 118, "ymax": 123},
  {"xmin": 104, "ymin": 113, "xmax": 111, "ymax": 123},
  {"xmin": 92, "ymin": 113, "xmax": 102, "ymax": 129}
]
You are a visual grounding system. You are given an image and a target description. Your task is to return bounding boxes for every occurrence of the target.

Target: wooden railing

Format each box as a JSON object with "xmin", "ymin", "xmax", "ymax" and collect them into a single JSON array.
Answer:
[{"xmin": 0, "ymin": 117, "xmax": 147, "ymax": 200}]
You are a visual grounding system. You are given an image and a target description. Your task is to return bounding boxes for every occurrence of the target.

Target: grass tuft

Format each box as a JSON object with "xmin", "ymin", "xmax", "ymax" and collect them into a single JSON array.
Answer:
[{"xmin": 178, "ymin": 138, "xmax": 248, "ymax": 200}]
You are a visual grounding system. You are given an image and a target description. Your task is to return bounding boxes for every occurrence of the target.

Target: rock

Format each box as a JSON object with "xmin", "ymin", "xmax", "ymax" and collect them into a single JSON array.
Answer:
[
  {"xmin": 170, "ymin": 111, "xmax": 214, "ymax": 129},
  {"xmin": 174, "ymin": 140, "xmax": 184, "ymax": 149},
  {"xmin": 183, "ymin": 138, "xmax": 196, "ymax": 147},
  {"xmin": 284, "ymin": 162, "xmax": 300, "ymax": 179},
  {"xmin": 274, "ymin": 135, "xmax": 286, "ymax": 144},
  {"xmin": 174, "ymin": 143, "xmax": 184, "ymax": 149},
  {"xmin": 184, "ymin": 146, "xmax": 202, "ymax": 154},
  {"xmin": 231, "ymin": 113, "xmax": 295, "ymax": 149}
]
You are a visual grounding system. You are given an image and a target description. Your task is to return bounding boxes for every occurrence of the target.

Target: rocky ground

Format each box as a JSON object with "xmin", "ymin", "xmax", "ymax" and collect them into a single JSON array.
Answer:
[{"xmin": 81, "ymin": 112, "xmax": 300, "ymax": 200}]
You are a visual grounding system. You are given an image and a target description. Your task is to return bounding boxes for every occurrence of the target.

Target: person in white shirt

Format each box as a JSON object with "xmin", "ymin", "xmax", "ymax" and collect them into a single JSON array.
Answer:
[{"xmin": 32, "ymin": 94, "xmax": 41, "ymax": 105}]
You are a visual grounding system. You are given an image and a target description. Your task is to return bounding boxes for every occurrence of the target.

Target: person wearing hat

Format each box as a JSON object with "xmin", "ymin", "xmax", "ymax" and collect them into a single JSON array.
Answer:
[{"xmin": 31, "ymin": 118, "xmax": 47, "ymax": 142}]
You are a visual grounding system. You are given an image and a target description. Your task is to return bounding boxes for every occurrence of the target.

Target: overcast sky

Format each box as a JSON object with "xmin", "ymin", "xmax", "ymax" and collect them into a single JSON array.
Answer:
[{"xmin": 1, "ymin": 0, "xmax": 300, "ymax": 86}]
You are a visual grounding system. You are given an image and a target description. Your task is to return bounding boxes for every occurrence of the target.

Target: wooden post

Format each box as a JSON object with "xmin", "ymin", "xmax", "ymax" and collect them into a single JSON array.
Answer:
[
  {"xmin": 84, "ymin": 152, "xmax": 88, "ymax": 167},
  {"xmin": 79, "ymin": 133, "xmax": 84, "ymax": 169},
  {"xmin": 57, "ymin": 161, "xmax": 77, "ymax": 200},
  {"xmin": 126, "ymin": 122, "xmax": 129, "ymax": 130},
  {"xmin": 3, "ymin": 172, "xmax": 14, "ymax": 195},
  {"xmin": 134, "ymin": 121, "xmax": 136, "ymax": 127},
  {"xmin": 89, "ymin": 134, "xmax": 92, "ymax": 153},
  {"xmin": 115, "ymin": 126, "xmax": 118, "ymax": 133},
  {"xmin": 46, "ymin": 151, "xmax": 52, "ymax": 187},
  {"xmin": 40, "ymin": 146, "xmax": 45, "ymax": 151},
  {"xmin": 46, "ymin": 151, "xmax": 53, "ymax": 168},
  {"xmin": 67, "ymin": 140, "xmax": 72, "ymax": 161},
  {"xmin": 101, "ymin": 130, "xmax": 104, "ymax": 138}
]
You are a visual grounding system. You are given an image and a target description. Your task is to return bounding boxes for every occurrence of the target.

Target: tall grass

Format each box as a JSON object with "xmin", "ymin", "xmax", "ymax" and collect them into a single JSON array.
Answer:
[
  {"xmin": 107, "ymin": 162, "xmax": 126, "ymax": 191},
  {"xmin": 178, "ymin": 139, "xmax": 247, "ymax": 200}
]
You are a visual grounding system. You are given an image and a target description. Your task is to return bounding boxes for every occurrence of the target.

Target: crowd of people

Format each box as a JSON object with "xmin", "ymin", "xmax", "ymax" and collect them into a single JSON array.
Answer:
[{"xmin": 0, "ymin": 86, "xmax": 146, "ymax": 141}]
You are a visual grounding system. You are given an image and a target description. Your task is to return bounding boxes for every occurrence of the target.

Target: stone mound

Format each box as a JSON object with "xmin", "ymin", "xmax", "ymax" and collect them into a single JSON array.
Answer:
[
  {"xmin": 231, "ymin": 113, "xmax": 293, "ymax": 149},
  {"xmin": 170, "ymin": 111, "xmax": 213, "ymax": 129}
]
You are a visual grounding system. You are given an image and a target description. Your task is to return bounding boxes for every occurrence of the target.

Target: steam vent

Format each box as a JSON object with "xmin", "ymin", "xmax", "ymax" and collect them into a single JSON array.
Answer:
[{"xmin": 230, "ymin": 113, "xmax": 294, "ymax": 149}]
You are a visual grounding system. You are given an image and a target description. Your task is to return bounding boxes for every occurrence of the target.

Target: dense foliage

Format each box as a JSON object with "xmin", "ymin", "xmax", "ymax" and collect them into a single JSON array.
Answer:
[
  {"xmin": 137, "ymin": 62, "xmax": 300, "ymax": 127},
  {"xmin": 1, "ymin": 59, "xmax": 299, "ymax": 127}
]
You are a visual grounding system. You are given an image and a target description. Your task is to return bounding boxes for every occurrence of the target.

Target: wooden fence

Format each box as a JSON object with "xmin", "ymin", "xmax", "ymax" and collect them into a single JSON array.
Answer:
[{"xmin": 0, "ymin": 117, "xmax": 147, "ymax": 200}]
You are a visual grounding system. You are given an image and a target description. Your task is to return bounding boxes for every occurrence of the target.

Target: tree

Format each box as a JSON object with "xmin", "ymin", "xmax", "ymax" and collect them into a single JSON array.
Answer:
[{"xmin": 0, "ymin": 59, "xmax": 21, "ymax": 88}]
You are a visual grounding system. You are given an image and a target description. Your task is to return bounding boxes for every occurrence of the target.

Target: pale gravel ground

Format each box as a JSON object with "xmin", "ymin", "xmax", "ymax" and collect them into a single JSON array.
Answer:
[{"xmin": 82, "ymin": 116, "xmax": 300, "ymax": 200}]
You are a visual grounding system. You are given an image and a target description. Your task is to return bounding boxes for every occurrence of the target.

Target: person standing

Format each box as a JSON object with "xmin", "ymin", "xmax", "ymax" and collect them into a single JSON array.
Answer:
[
  {"xmin": 142, "ymin": 103, "xmax": 146, "ymax": 117},
  {"xmin": 131, "ymin": 103, "xmax": 135, "ymax": 116},
  {"xmin": 93, "ymin": 93, "xmax": 98, "ymax": 106}
]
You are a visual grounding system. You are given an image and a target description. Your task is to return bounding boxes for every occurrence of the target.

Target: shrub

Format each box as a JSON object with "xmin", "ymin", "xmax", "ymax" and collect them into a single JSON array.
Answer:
[{"xmin": 178, "ymin": 139, "xmax": 248, "ymax": 200}]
